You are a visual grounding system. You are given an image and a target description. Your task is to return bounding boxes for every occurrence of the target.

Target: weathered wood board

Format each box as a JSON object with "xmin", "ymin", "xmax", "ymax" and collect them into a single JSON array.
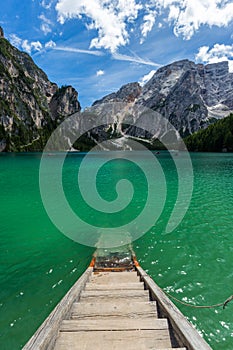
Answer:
[
  {"xmin": 54, "ymin": 330, "xmax": 175, "ymax": 350},
  {"xmin": 71, "ymin": 300, "xmax": 158, "ymax": 319},
  {"xmin": 23, "ymin": 249, "xmax": 212, "ymax": 350}
]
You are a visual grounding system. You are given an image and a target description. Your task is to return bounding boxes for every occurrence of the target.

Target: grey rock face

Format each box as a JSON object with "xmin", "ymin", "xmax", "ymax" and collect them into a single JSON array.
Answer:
[
  {"xmin": 0, "ymin": 34, "xmax": 81, "ymax": 151},
  {"xmin": 93, "ymin": 82, "xmax": 142, "ymax": 105},
  {"xmin": 137, "ymin": 60, "xmax": 233, "ymax": 136},
  {"xmin": 49, "ymin": 85, "xmax": 81, "ymax": 121},
  {"xmin": 94, "ymin": 60, "xmax": 233, "ymax": 139}
]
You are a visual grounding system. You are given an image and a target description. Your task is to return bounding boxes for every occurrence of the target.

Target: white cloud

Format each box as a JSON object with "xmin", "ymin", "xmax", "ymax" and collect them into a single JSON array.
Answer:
[
  {"xmin": 9, "ymin": 34, "xmax": 22, "ymax": 48},
  {"xmin": 112, "ymin": 52, "xmax": 160, "ymax": 67},
  {"xmin": 54, "ymin": 0, "xmax": 233, "ymax": 52},
  {"xmin": 21, "ymin": 40, "xmax": 33, "ymax": 53},
  {"xmin": 139, "ymin": 69, "xmax": 156, "ymax": 86},
  {"xmin": 45, "ymin": 40, "xmax": 56, "ymax": 48},
  {"xmin": 9, "ymin": 34, "xmax": 43, "ymax": 54},
  {"xmin": 96, "ymin": 70, "xmax": 105, "ymax": 76},
  {"xmin": 156, "ymin": 0, "xmax": 233, "ymax": 40},
  {"xmin": 22, "ymin": 40, "xmax": 43, "ymax": 54},
  {"xmin": 140, "ymin": 11, "xmax": 157, "ymax": 42},
  {"xmin": 168, "ymin": 5, "xmax": 180, "ymax": 22},
  {"xmin": 41, "ymin": 0, "xmax": 53, "ymax": 9},
  {"xmin": 54, "ymin": 46, "xmax": 104, "ymax": 56},
  {"xmin": 39, "ymin": 14, "xmax": 52, "ymax": 24},
  {"xmin": 55, "ymin": 0, "xmax": 141, "ymax": 52},
  {"xmin": 31, "ymin": 41, "xmax": 43, "ymax": 51},
  {"xmin": 39, "ymin": 14, "xmax": 53, "ymax": 35},
  {"xmin": 196, "ymin": 43, "xmax": 233, "ymax": 72},
  {"xmin": 41, "ymin": 23, "xmax": 52, "ymax": 35}
]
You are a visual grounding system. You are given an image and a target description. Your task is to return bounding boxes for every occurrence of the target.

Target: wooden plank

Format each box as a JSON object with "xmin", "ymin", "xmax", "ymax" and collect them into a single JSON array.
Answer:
[
  {"xmin": 81, "ymin": 289, "xmax": 149, "ymax": 300},
  {"xmin": 89, "ymin": 271, "xmax": 139, "ymax": 283},
  {"xmin": 60, "ymin": 318, "xmax": 169, "ymax": 331},
  {"xmin": 54, "ymin": 330, "xmax": 174, "ymax": 350},
  {"xmin": 71, "ymin": 301, "xmax": 158, "ymax": 319},
  {"xmin": 136, "ymin": 266, "xmax": 212, "ymax": 350},
  {"xmin": 22, "ymin": 267, "xmax": 93, "ymax": 350},
  {"xmin": 85, "ymin": 282, "xmax": 144, "ymax": 290}
]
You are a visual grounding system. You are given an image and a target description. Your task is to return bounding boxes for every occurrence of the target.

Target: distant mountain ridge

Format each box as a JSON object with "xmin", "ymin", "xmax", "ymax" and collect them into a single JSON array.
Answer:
[
  {"xmin": 1, "ymin": 26, "xmax": 233, "ymax": 152},
  {"xmin": 94, "ymin": 59, "xmax": 233, "ymax": 138},
  {"xmin": 0, "ymin": 27, "xmax": 81, "ymax": 151}
]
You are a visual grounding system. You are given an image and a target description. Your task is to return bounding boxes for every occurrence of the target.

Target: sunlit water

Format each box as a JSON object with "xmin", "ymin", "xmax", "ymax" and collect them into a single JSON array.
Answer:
[{"xmin": 0, "ymin": 152, "xmax": 233, "ymax": 349}]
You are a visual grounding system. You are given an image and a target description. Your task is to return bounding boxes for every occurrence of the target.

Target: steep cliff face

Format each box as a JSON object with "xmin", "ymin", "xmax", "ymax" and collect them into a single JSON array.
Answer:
[
  {"xmin": 0, "ymin": 33, "xmax": 80, "ymax": 151},
  {"xmin": 1, "ymin": 31, "xmax": 232, "ymax": 152},
  {"xmin": 94, "ymin": 60, "xmax": 233, "ymax": 139},
  {"xmin": 138, "ymin": 60, "xmax": 233, "ymax": 136},
  {"xmin": 93, "ymin": 82, "xmax": 142, "ymax": 105}
]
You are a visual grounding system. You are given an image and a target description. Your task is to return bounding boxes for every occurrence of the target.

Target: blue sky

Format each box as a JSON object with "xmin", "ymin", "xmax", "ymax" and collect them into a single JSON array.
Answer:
[{"xmin": 1, "ymin": 0, "xmax": 233, "ymax": 108}]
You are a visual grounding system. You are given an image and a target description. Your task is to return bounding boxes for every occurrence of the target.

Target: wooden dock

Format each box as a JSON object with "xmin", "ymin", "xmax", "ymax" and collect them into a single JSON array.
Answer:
[{"xmin": 23, "ymin": 248, "xmax": 212, "ymax": 350}]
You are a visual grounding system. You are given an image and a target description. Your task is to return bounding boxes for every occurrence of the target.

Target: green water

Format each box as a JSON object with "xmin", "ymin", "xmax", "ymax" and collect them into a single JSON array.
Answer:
[{"xmin": 0, "ymin": 152, "xmax": 233, "ymax": 349}]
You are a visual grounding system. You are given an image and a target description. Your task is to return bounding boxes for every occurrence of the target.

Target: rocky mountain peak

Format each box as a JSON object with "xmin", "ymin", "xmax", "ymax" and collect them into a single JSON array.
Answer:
[
  {"xmin": 1, "ymin": 33, "xmax": 232, "ymax": 152},
  {"xmin": 93, "ymin": 59, "xmax": 233, "ymax": 138},
  {"xmin": 93, "ymin": 82, "xmax": 142, "ymax": 105},
  {"xmin": 141, "ymin": 60, "xmax": 193, "ymax": 102},
  {"xmin": 0, "ymin": 35, "xmax": 81, "ymax": 151},
  {"xmin": 49, "ymin": 85, "xmax": 81, "ymax": 120},
  {"xmin": 139, "ymin": 60, "xmax": 233, "ymax": 136}
]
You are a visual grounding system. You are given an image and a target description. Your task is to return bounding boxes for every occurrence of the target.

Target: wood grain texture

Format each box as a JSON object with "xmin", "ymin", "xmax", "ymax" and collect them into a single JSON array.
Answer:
[
  {"xmin": 24, "ymin": 255, "xmax": 210, "ymax": 350},
  {"xmin": 85, "ymin": 282, "xmax": 144, "ymax": 290},
  {"xmin": 54, "ymin": 330, "xmax": 177, "ymax": 350},
  {"xmin": 80, "ymin": 289, "xmax": 149, "ymax": 302},
  {"xmin": 71, "ymin": 300, "xmax": 158, "ymax": 319},
  {"xmin": 60, "ymin": 318, "xmax": 168, "ymax": 331},
  {"xmin": 136, "ymin": 266, "xmax": 212, "ymax": 350},
  {"xmin": 89, "ymin": 271, "xmax": 139, "ymax": 283}
]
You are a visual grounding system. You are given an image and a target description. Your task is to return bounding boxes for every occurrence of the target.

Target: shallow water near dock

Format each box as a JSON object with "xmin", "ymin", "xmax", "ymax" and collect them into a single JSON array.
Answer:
[{"xmin": 0, "ymin": 152, "xmax": 233, "ymax": 349}]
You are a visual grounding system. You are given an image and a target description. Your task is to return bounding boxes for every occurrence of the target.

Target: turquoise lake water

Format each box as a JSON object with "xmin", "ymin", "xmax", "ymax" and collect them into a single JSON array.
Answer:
[{"xmin": 0, "ymin": 152, "xmax": 233, "ymax": 349}]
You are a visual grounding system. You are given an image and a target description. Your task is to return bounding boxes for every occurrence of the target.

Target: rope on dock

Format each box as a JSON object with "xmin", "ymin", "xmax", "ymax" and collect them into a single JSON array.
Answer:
[
  {"xmin": 163, "ymin": 291, "xmax": 233, "ymax": 309},
  {"xmin": 139, "ymin": 263, "xmax": 233, "ymax": 310}
]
